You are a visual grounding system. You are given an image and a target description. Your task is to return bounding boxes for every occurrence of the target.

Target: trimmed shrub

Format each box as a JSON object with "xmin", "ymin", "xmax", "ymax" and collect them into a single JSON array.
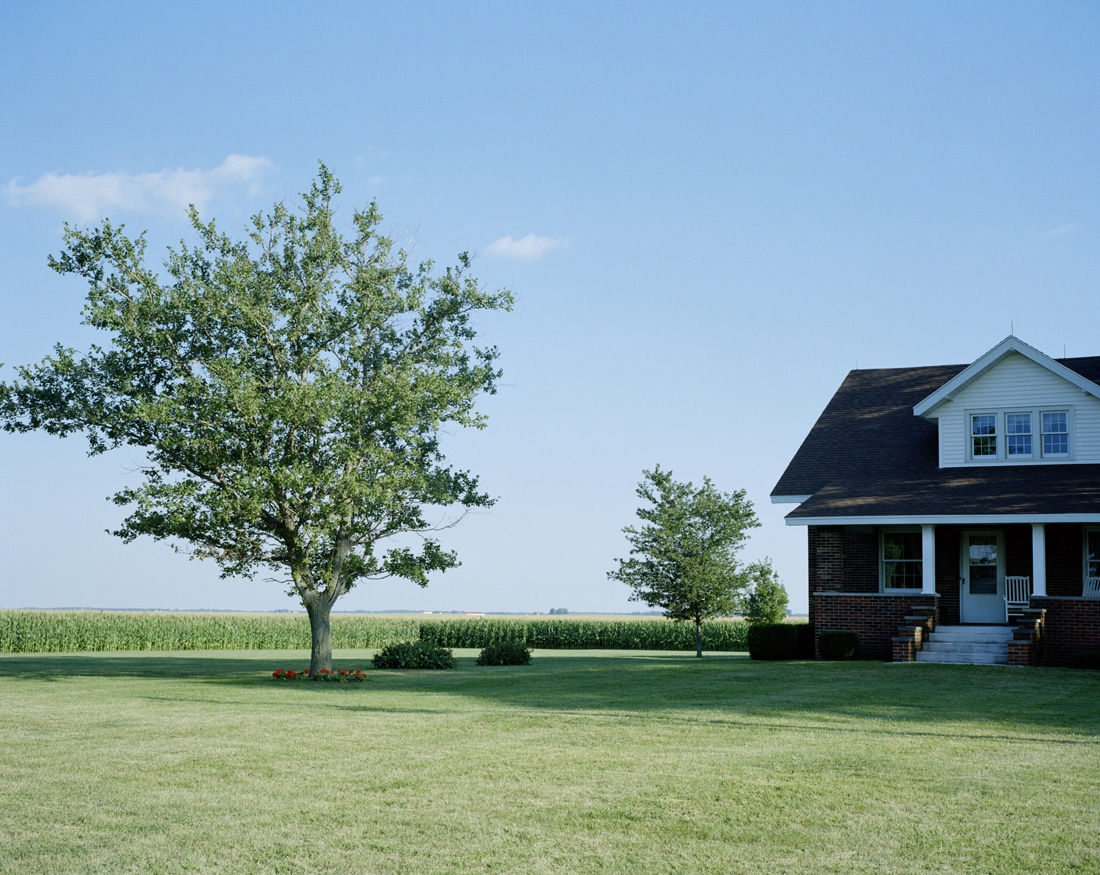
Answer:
[
  {"xmin": 476, "ymin": 641, "xmax": 532, "ymax": 666},
  {"xmin": 373, "ymin": 640, "xmax": 457, "ymax": 669},
  {"xmin": 1069, "ymin": 651, "xmax": 1100, "ymax": 670},
  {"xmin": 418, "ymin": 617, "xmax": 750, "ymax": 652},
  {"xmin": 747, "ymin": 623, "xmax": 799, "ymax": 660},
  {"xmin": 795, "ymin": 622, "xmax": 814, "ymax": 659},
  {"xmin": 818, "ymin": 630, "xmax": 859, "ymax": 661}
]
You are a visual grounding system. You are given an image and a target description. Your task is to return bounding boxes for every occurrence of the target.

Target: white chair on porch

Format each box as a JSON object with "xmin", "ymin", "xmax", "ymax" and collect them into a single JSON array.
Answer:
[
  {"xmin": 1084, "ymin": 578, "xmax": 1100, "ymax": 599},
  {"xmin": 1005, "ymin": 576, "xmax": 1032, "ymax": 621}
]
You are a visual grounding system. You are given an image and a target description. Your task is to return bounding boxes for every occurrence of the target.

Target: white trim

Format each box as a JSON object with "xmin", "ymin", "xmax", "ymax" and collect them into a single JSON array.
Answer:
[
  {"xmin": 914, "ymin": 336, "xmax": 1100, "ymax": 418},
  {"xmin": 1032, "ymin": 523, "xmax": 1047, "ymax": 597},
  {"xmin": 921, "ymin": 524, "xmax": 937, "ymax": 594},
  {"xmin": 786, "ymin": 513, "xmax": 1100, "ymax": 527},
  {"xmin": 771, "ymin": 494, "xmax": 811, "ymax": 504}
]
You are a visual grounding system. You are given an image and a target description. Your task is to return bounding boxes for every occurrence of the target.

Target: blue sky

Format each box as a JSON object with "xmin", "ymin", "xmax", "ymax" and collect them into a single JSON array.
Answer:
[{"xmin": 2, "ymin": 2, "xmax": 1098, "ymax": 614}]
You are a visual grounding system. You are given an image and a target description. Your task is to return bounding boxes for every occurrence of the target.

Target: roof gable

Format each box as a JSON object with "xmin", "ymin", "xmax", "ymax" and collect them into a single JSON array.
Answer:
[{"xmin": 913, "ymin": 336, "xmax": 1100, "ymax": 419}]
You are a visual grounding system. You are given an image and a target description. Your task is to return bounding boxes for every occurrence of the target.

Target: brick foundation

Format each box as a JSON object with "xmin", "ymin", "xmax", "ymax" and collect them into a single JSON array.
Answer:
[
  {"xmin": 813, "ymin": 592, "xmax": 939, "ymax": 661},
  {"xmin": 1030, "ymin": 597, "xmax": 1100, "ymax": 667}
]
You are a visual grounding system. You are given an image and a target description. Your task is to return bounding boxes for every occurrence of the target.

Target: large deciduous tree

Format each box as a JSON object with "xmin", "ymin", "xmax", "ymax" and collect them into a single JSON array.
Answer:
[
  {"xmin": 0, "ymin": 166, "xmax": 512, "ymax": 675},
  {"xmin": 608, "ymin": 466, "xmax": 759, "ymax": 657}
]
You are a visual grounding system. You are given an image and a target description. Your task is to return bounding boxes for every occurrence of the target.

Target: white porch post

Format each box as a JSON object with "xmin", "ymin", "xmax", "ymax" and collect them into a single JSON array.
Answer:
[
  {"xmin": 921, "ymin": 524, "xmax": 937, "ymax": 594},
  {"xmin": 1031, "ymin": 523, "xmax": 1047, "ymax": 597}
]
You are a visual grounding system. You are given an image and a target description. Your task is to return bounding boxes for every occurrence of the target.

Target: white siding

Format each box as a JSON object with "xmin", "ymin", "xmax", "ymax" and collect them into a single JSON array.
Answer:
[{"xmin": 933, "ymin": 352, "xmax": 1100, "ymax": 467}]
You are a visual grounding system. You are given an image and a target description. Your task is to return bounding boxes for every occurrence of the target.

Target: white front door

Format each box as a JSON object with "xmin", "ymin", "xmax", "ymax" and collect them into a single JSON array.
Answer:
[{"xmin": 961, "ymin": 531, "xmax": 1005, "ymax": 624}]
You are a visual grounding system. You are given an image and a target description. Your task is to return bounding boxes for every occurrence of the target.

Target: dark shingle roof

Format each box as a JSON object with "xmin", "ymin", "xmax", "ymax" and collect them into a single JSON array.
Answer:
[{"xmin": 771, "ymin": 357, "xmax": 1100, "ymax": 520}]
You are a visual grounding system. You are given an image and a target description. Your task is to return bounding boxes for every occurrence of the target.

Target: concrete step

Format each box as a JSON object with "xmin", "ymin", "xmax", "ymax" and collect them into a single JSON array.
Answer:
[
  {"xmin": 915, "ymin": 625, "xmax": 1011, "ymax": 665},
  {"xmin": 928, "ymin": 625, "xmax": 1013, "ymax": 642},
  {"xmin": 915, "ymin": 649, "xmax": 1008, "ymax": 665}
]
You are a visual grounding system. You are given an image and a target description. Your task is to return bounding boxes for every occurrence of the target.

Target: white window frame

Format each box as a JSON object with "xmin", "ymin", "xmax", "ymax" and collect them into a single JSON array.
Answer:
[
  {"xmin": 965, "ymin": 407, "xmax": 1074, "ymax": 463},
  {"xmin": 1041, "ymin": 410, "xmax": 1071, "ymax": 458},
  {"xmin": 1005, "ymin": 411, "xmax": 1033, "ymax": 459},
  {"xmin": 880, "ymin": 528, "xmax": 923, "ymax": 592}
]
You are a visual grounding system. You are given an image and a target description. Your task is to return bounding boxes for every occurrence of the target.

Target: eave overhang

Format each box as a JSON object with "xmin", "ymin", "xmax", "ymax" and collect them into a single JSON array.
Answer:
[
  {"xmin": 913, "ymin": 335, "xmax": 1100, "ymax": 419},
  {"xmin": 785, "ymin": 512, "xmax": 1100, "ymax": 527}
]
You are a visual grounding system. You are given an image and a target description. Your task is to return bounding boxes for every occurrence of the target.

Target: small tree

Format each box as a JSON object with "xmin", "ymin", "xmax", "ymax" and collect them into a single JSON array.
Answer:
[
  {"xmin": 742, "ymin": 559, "xmax": 789, "ymax": 624},
  {"xmin": 607, "ymin": 466, "xmax": 759, "ymax": 657},
  {"xmin": 0, "ymin": 165, "xmax": 512, "ymax": 676}
]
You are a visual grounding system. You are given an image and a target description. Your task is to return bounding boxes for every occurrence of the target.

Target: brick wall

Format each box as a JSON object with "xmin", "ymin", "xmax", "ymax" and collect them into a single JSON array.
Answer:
[
  {"xmin": 813, "ymin": 592, "xmax": 939, "ymax": 661},
  {"xmin": 1031, "ymin": 596, "xmax": 1100, "ymax": 666}
]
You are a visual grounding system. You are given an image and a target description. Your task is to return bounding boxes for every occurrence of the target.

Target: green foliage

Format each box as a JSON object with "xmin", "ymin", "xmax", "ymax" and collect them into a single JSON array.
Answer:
[
  {"xmin": 818, "ymin": 630, "xmax": 860, "ymax": 660},
  {"xmin": 372, "ymin": 640, "xmax": 457, "ymax": 669},
  {"xmin": 0, "ymin": 611, "xmax": 752, "ymax": 654},
  {"xmin": 607, "ymin": 466, "xmax": 759, "ymax": 656},
  {"xmin": 476, "ymin": 641, "xmax": 532, "ymax": 666},
  {"xmin": 0, "ymin": 165, "xmax": 512, "ymax": 674},
  {"xmin": 742, "ymin": 559, "xmax": 789, "ymax": 624},
  {"xmin": 0, "ymin": 610, "xmax": 419, "ymax": 653},
  {"xmin": 418, "ymin": 617, "xmax": 750, "ymax": 651},
  {"xmin": 746, "ymin": 622, "xmax": 800, "ymax": 660}
]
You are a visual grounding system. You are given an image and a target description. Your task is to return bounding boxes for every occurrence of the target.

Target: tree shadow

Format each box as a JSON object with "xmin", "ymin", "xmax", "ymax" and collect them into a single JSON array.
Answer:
[{"xmin": 3, "ymin": 650, "xmax": 1100, "ymax": 738}]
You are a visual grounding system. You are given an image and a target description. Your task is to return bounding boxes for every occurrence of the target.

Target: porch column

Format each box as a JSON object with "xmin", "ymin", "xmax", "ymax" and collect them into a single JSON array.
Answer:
[
  {"xmin": 921, "ymin": 524, "xmax": 937, "ymax": 594},
  {"xmin": 1031, "ymin": 523, "xmax": 1047, "ymax": 597}
]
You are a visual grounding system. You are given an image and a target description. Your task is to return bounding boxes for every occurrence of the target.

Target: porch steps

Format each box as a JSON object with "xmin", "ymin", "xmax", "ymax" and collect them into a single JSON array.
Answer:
[{"xmin": 915, "ymin": 625, "xmax": 1012, "ymax": 665}]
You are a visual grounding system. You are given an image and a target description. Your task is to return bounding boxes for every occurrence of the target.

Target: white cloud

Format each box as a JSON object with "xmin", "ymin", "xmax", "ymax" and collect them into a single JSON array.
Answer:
[
  {"xmin": 3, "ymin": 154, "xmax": 273, "ymax": 222},
  {"xmin": 484, "ymin": 233, "xmax": 567, "ymax": 261},
  {"xmin": 1040, "ymin": 223, "xmax": 1077, "ymax": 238}
]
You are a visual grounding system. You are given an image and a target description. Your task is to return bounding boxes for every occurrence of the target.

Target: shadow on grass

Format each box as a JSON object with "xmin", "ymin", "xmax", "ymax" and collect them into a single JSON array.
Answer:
[{"xmin": 3, "ymin": 650, "xmax": 1100, "ymax": 737}]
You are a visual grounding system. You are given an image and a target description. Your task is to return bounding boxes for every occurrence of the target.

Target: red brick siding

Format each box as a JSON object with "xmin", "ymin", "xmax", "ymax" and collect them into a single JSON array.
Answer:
[
  {"xmin": 1031, "ymin": 596, "xmax": 1100, "ymax": 666},
  {"xmin": 813, "ymin": 592, "xmax": 939, "ymax": 661}
]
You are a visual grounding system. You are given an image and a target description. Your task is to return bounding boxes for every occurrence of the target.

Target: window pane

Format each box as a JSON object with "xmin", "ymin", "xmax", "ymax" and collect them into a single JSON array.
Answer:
[
  {"xmin": 972, "ymin": 415, "xmax": 996, "ymax": 436},
  {"xmin": 973, "ymin": 435, "xmax": 997, "ymax": 457},
  {"xmin": 1088, "ymin": 531, "xmax": 1100, "ymax": 580},
  {"xmin": 1007, "ymin": 434, "xmax": 1032, "ymax": 456},
  {"xmin": 1043, "ymin": 411, "xmax": 1067, "ymax": 434},
  {"xmin": 1042, "ymin": 411, "xmax": 1069, "ymax": 456},
  {"xmin": 883, "ymin": 532, "xmax": 922, "ymax": 589},
  {"xmin": 1006, "ymin": 413, "xmax": 1031, "ymax": 435},
  {"xmin": 1044, "ymin": 433, "xmax": 1068, "ymax": 455}
]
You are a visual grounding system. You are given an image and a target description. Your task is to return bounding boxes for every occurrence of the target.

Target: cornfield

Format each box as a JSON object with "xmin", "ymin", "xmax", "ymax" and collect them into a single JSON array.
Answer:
[
  {"xmin": 0, "ymin": 611, "xmax": 756, "ymax": 654},
  {"xmin": 0, "ymin": 611, "xmax": 420, "ymax": 653}
]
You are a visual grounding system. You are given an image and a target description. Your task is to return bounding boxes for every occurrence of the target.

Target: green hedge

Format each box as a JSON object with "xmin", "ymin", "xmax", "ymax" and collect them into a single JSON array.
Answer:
[
  {"xmin": 418, "ymin": 618, "xmax": 752, "ymax": 651},
  {"xmin": 747, "ymin": 623, "xmax": 801, "ymax": 660},
  {"xmin": 818, "ymin": 630, "xmax": 859, "ymax": 660}
]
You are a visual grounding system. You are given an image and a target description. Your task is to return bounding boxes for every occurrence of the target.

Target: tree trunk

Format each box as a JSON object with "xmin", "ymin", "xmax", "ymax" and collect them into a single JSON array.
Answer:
[
  {"xmin": 305, "ymin": 596, "xmax": 334, "ymax": 676},
  {"xmin": 695, "ymin": 619, "xmax": 703, "ymax": 658}
]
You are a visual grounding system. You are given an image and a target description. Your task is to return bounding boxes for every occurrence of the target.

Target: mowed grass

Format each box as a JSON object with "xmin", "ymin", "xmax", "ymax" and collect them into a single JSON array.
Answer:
[{"xmin": 2, "ymin": 652, "xmax": 1099, "ymax": 874}]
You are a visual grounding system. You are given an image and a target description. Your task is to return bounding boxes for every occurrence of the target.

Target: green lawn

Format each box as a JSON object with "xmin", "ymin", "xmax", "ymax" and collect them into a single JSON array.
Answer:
[{"xmin": 2, "ymin": 650, "xmax": 1098, "ymax": 874}]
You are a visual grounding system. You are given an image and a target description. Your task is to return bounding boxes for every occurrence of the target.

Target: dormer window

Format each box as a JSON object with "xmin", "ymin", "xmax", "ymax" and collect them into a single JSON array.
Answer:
[
  {"xmin": 1042, "ymin": 411, "xmax": 1069, "ymax": 457},
  {"xmin": 971, "ymin": 414, "xmax": 998, "ymax": 458},
  {"xmin": 1006, "ymin": 413, "xmax": 1032, "ymax": 457},
  {"xmin": 967, "ymin": 407, "xmax": 1073, "ymax": 462}
]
